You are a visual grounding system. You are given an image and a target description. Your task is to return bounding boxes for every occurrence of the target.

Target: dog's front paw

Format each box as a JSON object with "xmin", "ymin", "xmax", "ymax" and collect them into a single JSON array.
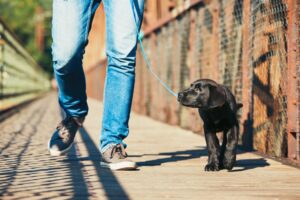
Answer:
[
  {"xmin": 204, "ymin": 163, "xmax": 220, "ymax": 172},
  {"xmin": 222, "ymin": 155, "xmax": 236, "ymax": 170}
]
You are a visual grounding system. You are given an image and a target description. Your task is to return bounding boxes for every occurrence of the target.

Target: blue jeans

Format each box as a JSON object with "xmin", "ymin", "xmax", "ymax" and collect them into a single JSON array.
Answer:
[{"xmin": 52, "ymin": 0, "xmax": 144, "ymax": 152}]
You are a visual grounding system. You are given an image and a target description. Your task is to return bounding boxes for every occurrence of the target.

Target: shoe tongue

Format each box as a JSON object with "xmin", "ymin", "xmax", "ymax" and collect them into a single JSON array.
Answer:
[{"xmin": 115, "ymin": 145, "xmax": 127, "ymax": 158}]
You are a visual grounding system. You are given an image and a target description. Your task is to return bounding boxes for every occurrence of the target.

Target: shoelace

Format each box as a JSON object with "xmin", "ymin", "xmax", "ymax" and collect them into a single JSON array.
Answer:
[
  {"xmin": 110, "ymin": 144, "xmax": 127, "ymax": 159},
  {"xmin": 56, "ymin": 117, "xmax": 76, "ymax": 141}
]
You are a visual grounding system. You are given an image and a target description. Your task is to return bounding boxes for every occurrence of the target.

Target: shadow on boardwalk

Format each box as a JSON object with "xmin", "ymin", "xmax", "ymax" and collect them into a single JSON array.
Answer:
[
  {"xmin": 61, "ymin": 127, "xmax": 130, "ymax": 199},
  {"xmin": 0, "ymin": 96, "xmax": 130, "ymax": 199},
  {"xmin": 136, "ymin": 147, "xmax": 270, "ymax": 172}
]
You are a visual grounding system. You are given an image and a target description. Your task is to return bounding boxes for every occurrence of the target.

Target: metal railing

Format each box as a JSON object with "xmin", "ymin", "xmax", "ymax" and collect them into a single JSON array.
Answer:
[{"xmin": 0, "ymin": 18, "xmax": 50, "ymax": 112}]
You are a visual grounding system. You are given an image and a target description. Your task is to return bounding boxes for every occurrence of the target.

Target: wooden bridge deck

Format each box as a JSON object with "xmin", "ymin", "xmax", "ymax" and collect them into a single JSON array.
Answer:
[{"xmin": 1, "ymin": 92, "xmax": 300, "ymax": 200}]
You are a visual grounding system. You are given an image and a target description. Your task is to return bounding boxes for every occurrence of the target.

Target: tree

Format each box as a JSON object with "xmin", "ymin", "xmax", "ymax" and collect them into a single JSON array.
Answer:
[{"xmin": 0, "ymin": 0, "xmax": 53, "ymax": 75}]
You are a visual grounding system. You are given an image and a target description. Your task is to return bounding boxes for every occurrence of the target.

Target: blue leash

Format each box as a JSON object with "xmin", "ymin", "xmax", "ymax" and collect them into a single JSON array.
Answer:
[{"xmin": 130, "ymin": 0, "xmax": 178, "ymax": 97}]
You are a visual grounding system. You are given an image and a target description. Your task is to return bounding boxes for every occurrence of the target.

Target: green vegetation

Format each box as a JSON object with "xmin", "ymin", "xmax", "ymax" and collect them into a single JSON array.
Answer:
[{"xmin": 0, "ymin": 0, "xmax": 53, "ymax": 75}]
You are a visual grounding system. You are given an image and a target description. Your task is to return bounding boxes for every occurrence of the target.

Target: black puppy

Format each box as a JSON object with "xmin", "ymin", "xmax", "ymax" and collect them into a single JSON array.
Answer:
[{"xmin": 177, "ymin": 79, "xmax": 242, "ymax": 171}]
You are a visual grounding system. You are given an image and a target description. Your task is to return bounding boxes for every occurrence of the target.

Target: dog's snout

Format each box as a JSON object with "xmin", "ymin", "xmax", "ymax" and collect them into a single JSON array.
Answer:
[{"xmin": 177, "ymin": 92, "xmax": 184, "ymax": 101}]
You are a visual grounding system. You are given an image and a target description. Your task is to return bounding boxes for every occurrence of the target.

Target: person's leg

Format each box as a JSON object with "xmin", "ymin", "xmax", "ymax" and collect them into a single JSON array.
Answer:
[
  {"xmin": 52, "ymin": 0, "xmax": 100, "ymax": 118},
  {"xmin": 49, "ymin": 0, "xmax": 100, "ymax": 156},
  {"xmin": 100, "ymin": 0, "xmax": 144, "ymax": 152}
]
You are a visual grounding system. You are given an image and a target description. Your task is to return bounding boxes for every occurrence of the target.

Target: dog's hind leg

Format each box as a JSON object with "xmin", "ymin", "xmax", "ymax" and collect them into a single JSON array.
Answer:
[
  {"xmin": 204, "ymin": 129, "xmax": 220, "ymax": 171},
  {"xmin": 222, "ymin": 125, "xmax": 239, "ymax": 170}
]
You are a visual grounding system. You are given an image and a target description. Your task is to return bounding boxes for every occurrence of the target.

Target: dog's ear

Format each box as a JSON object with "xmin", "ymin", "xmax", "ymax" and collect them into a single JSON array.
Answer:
[{"xmin": 208, "ymin": 84, "xmax": 226, "ymax": 108}]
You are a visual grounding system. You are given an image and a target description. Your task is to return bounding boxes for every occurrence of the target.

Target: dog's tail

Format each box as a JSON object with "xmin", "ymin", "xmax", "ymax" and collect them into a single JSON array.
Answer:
[{"xmin": 237, "ymin": 103, "xmax": 243, "ymax": 110}]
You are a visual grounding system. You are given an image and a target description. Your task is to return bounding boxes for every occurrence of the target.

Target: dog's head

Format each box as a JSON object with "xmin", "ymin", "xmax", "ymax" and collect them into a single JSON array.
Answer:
[{"xmin": 177, "ymin": 79, "xmax": 226, "ymax": 109}]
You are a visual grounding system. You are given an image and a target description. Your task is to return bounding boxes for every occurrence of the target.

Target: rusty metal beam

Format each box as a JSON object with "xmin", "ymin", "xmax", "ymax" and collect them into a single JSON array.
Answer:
[
  {"xmin": 211, "ymin": 2, "xmax": 219, "ymax": 81},
  {"xmin": 240, "ymin": 0, "xmax": 252, "ymax": 149},
  {"xmin": 287, "ymin": 0, "xmax": 300, "ymax": 160},
  {"xmin": 143, "ymin": 0, "xmax": 205, "ymax": 36}
]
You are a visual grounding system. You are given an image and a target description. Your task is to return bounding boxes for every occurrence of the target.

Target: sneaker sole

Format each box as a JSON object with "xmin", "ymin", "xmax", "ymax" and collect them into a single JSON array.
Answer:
[
  {"xmin": 100, "ymin": 161, "xmax": 137, "ymax": 170},
  {"xmin": 47, "ymin": 140, "xmax": 74, "ymax": 156}
]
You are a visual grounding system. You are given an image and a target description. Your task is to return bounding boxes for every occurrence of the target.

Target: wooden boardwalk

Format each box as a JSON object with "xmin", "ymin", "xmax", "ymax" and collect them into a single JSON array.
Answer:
[{"xmin": 1, "ymin": 92, "xmax": 300, "ymax": 200}]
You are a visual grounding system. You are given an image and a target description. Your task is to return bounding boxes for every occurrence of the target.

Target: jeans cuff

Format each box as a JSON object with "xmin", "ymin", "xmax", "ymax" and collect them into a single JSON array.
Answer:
[{"xmin": 100, "ymin": 143, "xmax": 117, "ymax": 154}]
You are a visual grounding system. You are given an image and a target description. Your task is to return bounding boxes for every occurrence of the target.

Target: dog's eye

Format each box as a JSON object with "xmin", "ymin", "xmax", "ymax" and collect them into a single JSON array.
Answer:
[{"xmin": 194, "ymin": 87, "xmax": 200, "ymax": 92}]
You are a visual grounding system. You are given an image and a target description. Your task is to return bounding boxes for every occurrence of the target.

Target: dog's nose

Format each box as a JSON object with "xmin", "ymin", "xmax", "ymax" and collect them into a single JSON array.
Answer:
[{"xmin": 177, "ymin": 92, "xmax": 184, "ymax": 101}]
